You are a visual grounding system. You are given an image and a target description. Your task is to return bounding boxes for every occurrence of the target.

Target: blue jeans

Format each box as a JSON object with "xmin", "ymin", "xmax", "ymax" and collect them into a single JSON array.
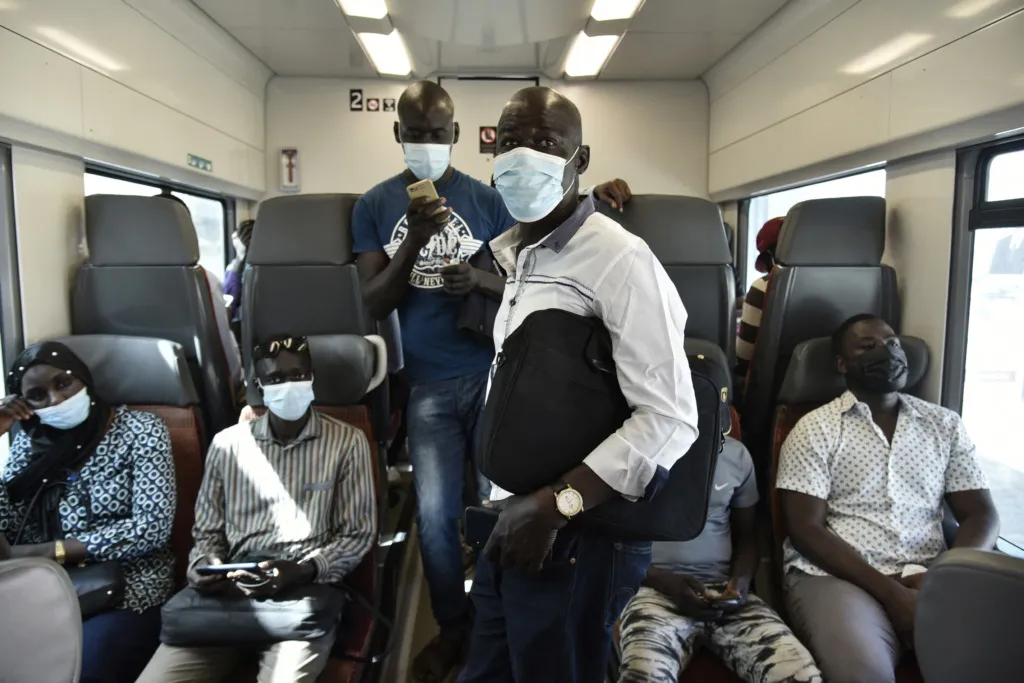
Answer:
[
  {"xmin": 458, "ymin": 524, "xmax": 652, "ymax": 683},
  {"xmin": 407, "ymin": 370, "xmax": 491, "ymax": 632},
  {"xmin": 81, "ymin": 606, "xmax": 162, "ymax": 683}
]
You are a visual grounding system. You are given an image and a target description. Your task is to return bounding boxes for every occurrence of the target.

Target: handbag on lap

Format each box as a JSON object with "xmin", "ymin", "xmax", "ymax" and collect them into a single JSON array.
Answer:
[{"xmin": 478, "ymin": 308, "xmax": 724, "ymax": 542}]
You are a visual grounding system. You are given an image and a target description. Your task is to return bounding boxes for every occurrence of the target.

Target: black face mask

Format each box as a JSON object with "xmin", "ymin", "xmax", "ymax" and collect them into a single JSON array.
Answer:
[{"xmin": 848, "ymin": 344, "xmax": 909, "ymax": 393}]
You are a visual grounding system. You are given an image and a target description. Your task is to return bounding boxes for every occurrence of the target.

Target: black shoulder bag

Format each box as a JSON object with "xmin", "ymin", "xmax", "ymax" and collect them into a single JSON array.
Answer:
[{"xmin": 478, "ymin": 308, "xmax": 722, "ymax": 542}]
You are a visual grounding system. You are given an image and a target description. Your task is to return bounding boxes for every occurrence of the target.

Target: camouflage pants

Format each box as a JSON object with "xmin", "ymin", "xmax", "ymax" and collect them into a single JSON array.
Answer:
[{"xmin": 619, "ymin": 586, "xmax": 822, "ymax": 683}]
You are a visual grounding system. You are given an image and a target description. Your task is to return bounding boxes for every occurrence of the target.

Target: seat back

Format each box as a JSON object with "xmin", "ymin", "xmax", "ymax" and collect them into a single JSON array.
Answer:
[
  {"xmin": 916, "ymin": 549, "xmax": 1024, "ymax": 683},
  {"xmin": 244, "ymin": 195, "xmax": 394, "ymax": 441},
  {"xmin": 74, "ymin": 195, "xmax": 236, "ymax": 435},
  {"xmin": 600, "ymin": 195, "xmax": 737, "ymax": 362},
  {"xmin": 0, "ymin": 558, "xmax": 82, "ymax": 683},
  {"xmin": 55, "ymin": 334, "xmax": 204, "ymax": 588},
  {"xmin": 768, "ymin": 336, "xmax": 930, "ymax": 579},
  {"xmin": 742, "ymin": 197, "xmax": 898, "ymax": 468}
]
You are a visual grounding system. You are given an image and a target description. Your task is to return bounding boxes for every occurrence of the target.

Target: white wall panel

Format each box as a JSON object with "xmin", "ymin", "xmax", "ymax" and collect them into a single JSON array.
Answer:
[
  {"xmin": 82, "ymin": 70, "xmax": 264, "ymax": 192},
  {"xmin": 265, "ymin": 78, "xmax": 709, "ymax": 201},
  {"xmin": 709, "ymin": 76, "xmax": 891, "ymax": 194},
  {"xmin": 0, "ymin": 1, "xmax": 269, "ymax": 196},
  {"xmin": 11, "ymin": 147, "xmax": 84, "ymax": 344},
  {"xmin": 0, "ymin": 27, "xmax": 82, "ymax": 139},
  {"xmin": 709, "ymin": 0, "xmax": 1024, "ymax": 154},
  {"xmin": 889, "ymin": 12, "xmax": 1024, "ymax": 139},
  {"xmin": 883, "ymin": 151, "xmax": 957, "ymax": 402}
]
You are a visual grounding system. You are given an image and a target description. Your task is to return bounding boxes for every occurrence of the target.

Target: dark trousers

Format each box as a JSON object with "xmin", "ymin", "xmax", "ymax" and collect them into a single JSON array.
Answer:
[
  {"xmin": 458, "ymin": 524, "xmax": 652, "ymax": 683},
  {"xmin": 81, "ymin": 606, "xmax": 162, "ymax": 683}
]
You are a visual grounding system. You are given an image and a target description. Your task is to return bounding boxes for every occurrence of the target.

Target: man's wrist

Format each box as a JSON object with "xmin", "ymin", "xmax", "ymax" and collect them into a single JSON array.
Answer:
[
  {"xmin": 534, "ymin": 487, "xmax": 569, "ymax": 528},
  {"xmin": 295, "ymin": 561, "xmax": 317, "ymax": 585}
]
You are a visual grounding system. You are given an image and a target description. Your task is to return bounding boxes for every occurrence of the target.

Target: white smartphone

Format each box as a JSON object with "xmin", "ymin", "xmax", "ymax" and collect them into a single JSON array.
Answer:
[{"xmin": 406, "ymin": 178, "xmax": 439, "ymax": 201}]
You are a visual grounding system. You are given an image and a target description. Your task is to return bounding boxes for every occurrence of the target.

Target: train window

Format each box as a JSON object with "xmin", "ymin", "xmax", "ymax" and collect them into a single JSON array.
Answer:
[
  {"xmin": 0, "ymin": 145, "xmax": 18, "ymax": 469},
  {"xmin": 743, "ymin": 169, "xmax": 886, "ymax": 291},
  {"xmin": 960, "ymin": 146, "xmax": 1024, "ymax": 550},
  {"xmin": 83, "ymin": 172, "xmax": 228, "ymax": 279}
]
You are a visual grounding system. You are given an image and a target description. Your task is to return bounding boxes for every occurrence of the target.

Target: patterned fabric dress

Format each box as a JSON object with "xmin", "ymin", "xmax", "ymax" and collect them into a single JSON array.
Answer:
[{"xmin": 0, "ymin": 406, "xmax": 177, "ymax": 612}]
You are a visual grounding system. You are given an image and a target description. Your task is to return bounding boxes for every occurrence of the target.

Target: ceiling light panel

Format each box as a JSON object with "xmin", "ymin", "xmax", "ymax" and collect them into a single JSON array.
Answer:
[
  {"xmin": 358, "ymin": 29, "xmax": 412, "ymax": 75},
  {"xmin": 590, "ymin": 0, "xmax": 644, "ymax": 21},
  {"xmin": 564, "ymin": 31, "xmax": 620, "ymax": 77},
  {"xmin": 338, "ymin": 0, "xmax": 389, "ymax": 19}
]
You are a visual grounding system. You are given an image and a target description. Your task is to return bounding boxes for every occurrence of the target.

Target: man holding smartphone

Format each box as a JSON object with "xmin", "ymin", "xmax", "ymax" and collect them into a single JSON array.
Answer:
[{"xmin": 618, "ymin": 434, "xmax": 822, "ymax": 683}]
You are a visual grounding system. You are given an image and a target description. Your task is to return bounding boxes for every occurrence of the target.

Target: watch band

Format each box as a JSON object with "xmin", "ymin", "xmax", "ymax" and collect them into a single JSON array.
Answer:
[{"xmin": 552, "ymin": 478, "xmax": 571, "ymax": 495}]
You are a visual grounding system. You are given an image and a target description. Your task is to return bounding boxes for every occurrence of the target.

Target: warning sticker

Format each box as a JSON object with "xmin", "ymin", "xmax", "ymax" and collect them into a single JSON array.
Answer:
[
  {"xmin": 367, "ymin": 98, "xmax": 380, "ymax": 112},
  {"xmin": 479, "ymin": 126, "xmax": 497, "ymax": 154},
  {"xmin": 383, "ymin": 98, "xmax": 396, "ymax": 112}
]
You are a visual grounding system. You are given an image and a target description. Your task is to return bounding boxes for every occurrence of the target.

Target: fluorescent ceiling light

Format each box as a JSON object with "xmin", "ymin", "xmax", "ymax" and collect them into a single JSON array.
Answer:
[
  {"xmin": 564, "ymin": 31, "xmax": 619, "ymax": 77},
  {"xmin": 590, "ymin": 0, "xmax": 643, "ymax": 21},
  {"xmin": 944, "ymin": 0, "xmax": 1005, "ymax": 19},
  {"xmin": 841, "ymin": 33, "xmax": 932, "ymax": 75},
  {"xmin": 358, "ymin": 29, "xmax": 411, "ymax": 76},
  {"xmin": 338, "ymin": 0, "xmax": 388, "ymax": 19},
  {"xmin": 35, "ymin": 26, "xmax": 126, "ymax": 73}
]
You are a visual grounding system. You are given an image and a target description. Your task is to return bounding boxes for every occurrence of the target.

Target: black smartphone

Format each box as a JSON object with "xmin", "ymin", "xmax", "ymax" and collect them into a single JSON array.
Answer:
[
  {"xmin": 194, "ymin": 562, "xmax": 262, "ymax": 576},
  {"xmin": 464, "ymin": 506, "xmax": 500, "ymax": 548},
  {"xmin": 706, "ymin": 594, "xmax": 744, "ymax": 611}
]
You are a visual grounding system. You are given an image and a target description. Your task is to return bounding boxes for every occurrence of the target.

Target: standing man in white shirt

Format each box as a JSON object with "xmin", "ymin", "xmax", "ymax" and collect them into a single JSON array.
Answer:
[
  {"xmin": 776, "ymin": 314, "xmax": 999, "ymax": 683},
  {"xmin": 457, "ymin": 86, "xmax": 699, "ymax": 683}
]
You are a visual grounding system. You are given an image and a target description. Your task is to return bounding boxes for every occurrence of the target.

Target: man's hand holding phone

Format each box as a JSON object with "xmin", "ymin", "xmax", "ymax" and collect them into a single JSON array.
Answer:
[
  {"xmin": 225, "ymin": 559, "xmax": 313, "ymax": 599},
  {"xmin": 406, "ymin": 179, "xmax": 451, "ymax": 247},
  {"xmin": 188, "ymin": 556, "xmax": 233, "ymax": 595}
]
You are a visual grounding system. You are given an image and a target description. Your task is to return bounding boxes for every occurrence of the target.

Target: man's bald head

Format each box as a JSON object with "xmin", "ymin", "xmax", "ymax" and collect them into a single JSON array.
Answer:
[
  {"xmin": 501, "ymin": 86, "xmax": 583, "ymax": 149},
  {"xmin": 394, "ymin": 80, "xmax": 459, "ymax": 146}
]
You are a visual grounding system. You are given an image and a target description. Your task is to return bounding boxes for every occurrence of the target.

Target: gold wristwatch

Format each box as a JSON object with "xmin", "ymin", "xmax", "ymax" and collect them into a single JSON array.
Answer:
[
  {"xmin": 552, "ymin": 478, "xmax": 584, "ymax": 521},
  {"xmin": 54, "ymin": 539, "xmax": 66, "ymax": 565}
]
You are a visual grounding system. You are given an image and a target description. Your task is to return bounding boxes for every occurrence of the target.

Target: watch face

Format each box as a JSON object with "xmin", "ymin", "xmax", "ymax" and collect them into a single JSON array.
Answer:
[{"xmin": 556, "ymin": 488, "xmax": 584, "ymax": 517}]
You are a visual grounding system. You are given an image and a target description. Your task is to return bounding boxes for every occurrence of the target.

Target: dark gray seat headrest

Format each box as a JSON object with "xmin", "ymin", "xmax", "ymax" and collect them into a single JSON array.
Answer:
[
  {"xmin": 599, "ymin": 195, "xmax": 730, "ymax": 265},
  {"xmin": 775, "ymin": 196, "xmax": 886, "ymax": 266},
  {"xmin": 247, "ymin": 334, "xmax": 384, "ymax": 407},
  {"xmin": 85, "ymin": 195, "xmax": 199, "ymax": 266},
  {"xmin": 249, "ymin": 194, "xmax": 360, "ymax": 265},
  {"xmin": 778, "ymin": 336, "xmax": 929, "ymax": 404},
  {"xmin": 54, "ymin": 335, "xmax": 199, "ymax": 407}
]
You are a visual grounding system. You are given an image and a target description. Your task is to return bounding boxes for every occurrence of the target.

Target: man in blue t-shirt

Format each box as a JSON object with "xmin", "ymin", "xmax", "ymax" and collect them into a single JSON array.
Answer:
[{"xmin": 351, "ymin": 80, "xmax": 512, "ymax": 682}]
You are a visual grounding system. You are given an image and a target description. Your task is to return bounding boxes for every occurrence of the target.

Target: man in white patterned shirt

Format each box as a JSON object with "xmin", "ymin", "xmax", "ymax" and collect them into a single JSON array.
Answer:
[
  {"xmin": 138, "ymin": 335, "xmax": 377, "ymax": 683},
  {"xmin": 776, "ymin": 314, "xmax": 999, "ymax": 683}
]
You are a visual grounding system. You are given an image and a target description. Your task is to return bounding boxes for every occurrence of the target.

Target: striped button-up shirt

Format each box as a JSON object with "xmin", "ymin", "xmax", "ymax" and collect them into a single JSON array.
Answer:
[{"xmin": 190, "ymin": 410, "xmax": 377, "ymax": 584}]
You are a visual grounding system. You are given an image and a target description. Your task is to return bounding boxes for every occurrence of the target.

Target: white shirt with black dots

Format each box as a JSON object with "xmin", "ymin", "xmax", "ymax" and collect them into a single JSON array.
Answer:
[{"xmin": 776, "ymin": 390, "xmax": 989, "ymax": 577}]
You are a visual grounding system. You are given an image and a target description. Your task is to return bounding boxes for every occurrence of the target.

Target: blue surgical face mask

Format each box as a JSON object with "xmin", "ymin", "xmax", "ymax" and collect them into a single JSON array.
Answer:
[
  {"xmin": 492, "ymin": 146, "xmax": 579, "ymax": 223},
  {"xmin": 34, "ymin": 386, "xmax": 92, "ymax": 430},
  {"xmin": 260, "ymin": 379, "xmax": 315, "ymax": 422},
  {"xmin": 403, "ymin": 142, "xmax": 451, "ymax": 182}
]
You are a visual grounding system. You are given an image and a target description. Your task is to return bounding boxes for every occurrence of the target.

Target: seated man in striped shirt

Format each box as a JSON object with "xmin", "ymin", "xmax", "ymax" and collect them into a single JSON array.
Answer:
[{"xmin": 138, "ymin": 335, "xmax": 378, "ymax": 683}]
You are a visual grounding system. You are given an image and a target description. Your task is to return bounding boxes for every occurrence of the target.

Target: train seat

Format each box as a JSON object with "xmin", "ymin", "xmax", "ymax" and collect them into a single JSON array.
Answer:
[
  {"xmin": 600, "ymin": 195, "xmax": 737, "ymax": 364},
  {"xmin": 916, "ymin": 549, "xmax": 1024, "ymax": 683},
  {"xmin": 243, "ymin": 194, "xmax": 394, "ymax": 450},
  {"xmin": 742, "ymin": 196, "xmax": 898, "ymax": 472},
  {"xmin": 55, "ymin": 334, "xmax": 205, "ymax": 588},
  {"xmin": 229, "ymin": 334, "xmax": 388, "ymax": 683},
  {"xmin": 0, "ymin": 558, "xmax": 82, "ymax": 683},
  {"xmin": 768, "ymin": 336, "xmax": 930, "ymax": 683},
  {"xmin": 74, "ymin": 195, "xmax": 238, "ymax": 436}
]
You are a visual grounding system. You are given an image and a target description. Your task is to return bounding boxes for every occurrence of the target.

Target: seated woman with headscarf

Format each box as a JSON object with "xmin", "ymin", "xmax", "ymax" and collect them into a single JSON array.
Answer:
[{"xmin": 0, "ymin": 341, "xmax": 177, "ymax": 683}]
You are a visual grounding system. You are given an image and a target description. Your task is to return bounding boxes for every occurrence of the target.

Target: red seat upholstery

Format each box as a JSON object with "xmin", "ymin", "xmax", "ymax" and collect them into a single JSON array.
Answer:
[{"xmin": 133, "ymin": 404, "xmax": 206, "ymax": 588}]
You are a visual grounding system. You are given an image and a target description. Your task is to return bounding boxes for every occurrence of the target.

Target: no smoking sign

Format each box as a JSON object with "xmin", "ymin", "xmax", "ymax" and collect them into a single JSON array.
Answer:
[{"xmin": 479, "ymin": 126, "xmax": 497, "ymax": 154}]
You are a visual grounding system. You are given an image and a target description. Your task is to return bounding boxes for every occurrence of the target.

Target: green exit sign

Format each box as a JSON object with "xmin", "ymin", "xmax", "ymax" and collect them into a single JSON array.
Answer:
[{"xmin": 187, "ymin": 153, "xmax": 213, "ymax": 173}]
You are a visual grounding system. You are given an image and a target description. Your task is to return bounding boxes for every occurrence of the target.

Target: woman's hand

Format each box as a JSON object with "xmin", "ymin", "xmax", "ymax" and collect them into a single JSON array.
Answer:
[{"xmin": 0, "ymin": 395, "xmax": 33, "ymax": 435}]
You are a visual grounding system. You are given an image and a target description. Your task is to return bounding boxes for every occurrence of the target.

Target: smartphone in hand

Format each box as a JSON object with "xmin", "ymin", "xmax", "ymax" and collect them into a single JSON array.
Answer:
[{"xmin": 194, "ymin": 562, "xmax": 263, "ymax": 577}]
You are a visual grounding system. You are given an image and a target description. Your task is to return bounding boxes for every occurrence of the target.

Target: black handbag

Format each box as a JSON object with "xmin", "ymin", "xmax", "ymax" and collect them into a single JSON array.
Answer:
[
  {"xmin": 66, "ymin": 562, "xmax": 126, "ymax": 618},
  {"xmin": 159, "ymin": 583, "xmax": 346, "ymax": 646},
  {"xmin": 478, "ymin": 308, "xmax": 722, "ymax": 542},
  {"xmin": 457, "ymin": 249, "xmax": 501, "ymax": 345}
]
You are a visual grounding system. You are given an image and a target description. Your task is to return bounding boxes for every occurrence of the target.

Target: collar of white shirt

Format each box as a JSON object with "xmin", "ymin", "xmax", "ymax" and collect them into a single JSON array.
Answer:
[
  {"xmin": 489, "ymin": 195, "xmax": 596, "ymax": 275},
  {"xmin": 838, "ymin": 389, "xmax": 924, "ymax": 420}
]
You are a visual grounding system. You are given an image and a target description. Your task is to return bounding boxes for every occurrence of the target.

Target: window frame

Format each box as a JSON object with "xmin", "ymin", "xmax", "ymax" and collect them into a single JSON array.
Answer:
[
  {"xmin": 736, "ymin": 165, "xmax": 887, "ymax": 293},
  {"xmin": 84, "ymin": 164, "xmax": 235, "ymax": 270},
  {"xmin": 0, "ymin": 144, "xmax": 23, "ymax": 367},
  {"xmin": 943, "ymin": 136, "xmax": 1024, "ymax": 411}
]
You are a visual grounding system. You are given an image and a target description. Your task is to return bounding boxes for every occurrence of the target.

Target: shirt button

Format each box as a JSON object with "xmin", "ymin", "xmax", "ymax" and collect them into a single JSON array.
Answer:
[{"xmin": 510, "ymin": 298, "xmax": 517, "ymax": 306}]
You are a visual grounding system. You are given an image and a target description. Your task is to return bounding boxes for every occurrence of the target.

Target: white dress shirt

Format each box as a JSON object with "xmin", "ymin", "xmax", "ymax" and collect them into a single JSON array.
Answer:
[
  {"xmin": 776, "ymin": 390, "xmax": 989, "ymax": 576},
  {"xmin": 487, "ymin": 197, "xmax": 699, "ymax": 502}
]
